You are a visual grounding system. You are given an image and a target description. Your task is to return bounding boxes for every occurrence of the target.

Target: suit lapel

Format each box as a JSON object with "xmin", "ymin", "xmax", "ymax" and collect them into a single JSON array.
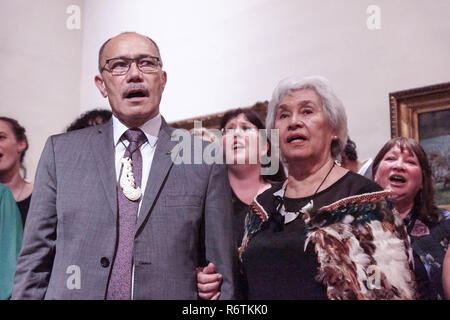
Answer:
[
  {"xmin": 90, "ymin": 120, "xmax": 118, "ymax": 218},
  {"xmin": 136, "ymin": 119, "xmax": 179, "ymax": 233}
]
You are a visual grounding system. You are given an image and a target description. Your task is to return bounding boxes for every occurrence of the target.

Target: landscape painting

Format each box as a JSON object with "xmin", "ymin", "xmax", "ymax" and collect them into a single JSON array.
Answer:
[{"xmin": 418, "ymin": 108, "xmax": 450, "ymax": 207}]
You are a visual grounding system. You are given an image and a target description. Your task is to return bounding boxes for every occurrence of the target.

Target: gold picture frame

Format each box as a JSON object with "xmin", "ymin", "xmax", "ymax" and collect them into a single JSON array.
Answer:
[
  {"xmin": 169, "ymin": 101, "xmax": 268, "ymax": 130},
  {"xmin": 389, "ymin": 82, "xmax": 450, "ymax": 209},
  {"xmin": 168, "ymin": 101, "xmax": 269, "ymax": 143}
]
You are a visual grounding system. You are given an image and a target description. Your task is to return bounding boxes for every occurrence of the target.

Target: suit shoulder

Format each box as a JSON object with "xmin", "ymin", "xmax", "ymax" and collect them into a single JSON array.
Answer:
[{"xmin": 50, "ymin": 124, "xmax": 107, "ymax": 142}]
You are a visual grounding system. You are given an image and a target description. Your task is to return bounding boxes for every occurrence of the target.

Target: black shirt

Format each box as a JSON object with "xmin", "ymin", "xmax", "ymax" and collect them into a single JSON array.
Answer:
[
  {"xmin": 231, "ymin": 191, "xmax": 249, "ymax": 250},
  {"xmin": 17, "ymin": 194, "xmax": 31, "ymax": 225},
  {"xmin": 242, "ymin": 171, "xmax": 382, "ymax": 300}
]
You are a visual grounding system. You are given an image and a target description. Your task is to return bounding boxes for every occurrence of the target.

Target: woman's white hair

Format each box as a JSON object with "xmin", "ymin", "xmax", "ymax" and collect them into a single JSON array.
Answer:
[{"xmin": 266, "ymin": 75, "xmax": 348, "ymax": 158}]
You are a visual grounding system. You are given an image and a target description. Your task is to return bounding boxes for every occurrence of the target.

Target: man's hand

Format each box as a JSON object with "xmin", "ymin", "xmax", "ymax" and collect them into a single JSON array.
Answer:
[{"xmin": 196, "ymin": 262, "xmax": 222, "ymax": 300}]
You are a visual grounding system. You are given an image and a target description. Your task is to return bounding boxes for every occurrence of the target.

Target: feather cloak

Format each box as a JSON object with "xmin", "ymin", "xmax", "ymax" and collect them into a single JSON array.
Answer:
[{"xmin": 239, "ymin": 190, "xmax": 418, "ymax": 300}]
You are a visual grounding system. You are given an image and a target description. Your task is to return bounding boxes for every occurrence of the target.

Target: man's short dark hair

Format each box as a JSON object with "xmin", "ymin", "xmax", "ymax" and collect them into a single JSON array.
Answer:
[{"xmin": 98, "ymin": 32, "xmax": 162, "ymax": 73}]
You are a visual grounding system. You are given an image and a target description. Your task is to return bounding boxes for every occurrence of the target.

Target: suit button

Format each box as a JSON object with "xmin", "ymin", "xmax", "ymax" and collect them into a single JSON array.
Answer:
[{"xmin": 100, "ymin": 257, "xmax": 110, "ymax": 268}]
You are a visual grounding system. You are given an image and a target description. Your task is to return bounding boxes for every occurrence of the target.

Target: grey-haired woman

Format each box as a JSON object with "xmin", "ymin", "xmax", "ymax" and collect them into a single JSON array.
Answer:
[{"xmin": 200, "ymin": 76, "xmax": 417, "ymax": 300}]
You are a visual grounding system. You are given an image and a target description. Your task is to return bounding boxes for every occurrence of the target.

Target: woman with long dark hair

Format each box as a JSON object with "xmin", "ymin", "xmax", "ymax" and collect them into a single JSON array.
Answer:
[
  {"xmin": 197, "ymin": 108, "xmax": 285, "ymax": 299},
  {"xmin": 0, "ymin": 117, "xmax": 32, "ymax": 224},
  {"xmin": 372, "ymin": 137, "xmax": 450, "ymax": 299}
]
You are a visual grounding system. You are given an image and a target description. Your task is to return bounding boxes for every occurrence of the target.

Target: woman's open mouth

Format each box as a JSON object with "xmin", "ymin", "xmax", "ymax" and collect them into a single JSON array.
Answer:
[{"xmin": 286, "ymin": 133, "xmax": 307, "ymax": 144}]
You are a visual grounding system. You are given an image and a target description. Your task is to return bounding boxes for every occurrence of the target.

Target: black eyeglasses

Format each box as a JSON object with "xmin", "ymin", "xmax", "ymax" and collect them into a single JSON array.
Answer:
[{"xmin": 101, "ymin": 55, "xmax": 161, "ymax": 75}]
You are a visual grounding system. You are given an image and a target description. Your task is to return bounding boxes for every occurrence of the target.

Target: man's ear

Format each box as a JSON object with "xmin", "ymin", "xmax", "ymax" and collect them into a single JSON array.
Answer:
[
  {"xmin": 160, "ymin": 71, "xmax": 167, "ymax": 90},
  {"xmin": 94, "ymin": 75, "xmax": 108, "ymax": 98}
]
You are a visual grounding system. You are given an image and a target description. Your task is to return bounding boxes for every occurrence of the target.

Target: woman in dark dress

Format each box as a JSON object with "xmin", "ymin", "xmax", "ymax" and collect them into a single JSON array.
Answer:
[
  {"xmin": 372, "ymin": 137, "xmax": 450, "ymax": 299},
  {"xmin": 200, "ymin": 76, "xmax": 417, "ymax": 300},
  {"xmin": 197, "ymin": 108, "xmax": 285, "ymax": 299},
  {"xmin": 220, "ymin": 108, "xmax": 285, "ymax": 249},
  {"xmin": 0, "ymin": 117, "xmax": 33, "ymax": 225}
]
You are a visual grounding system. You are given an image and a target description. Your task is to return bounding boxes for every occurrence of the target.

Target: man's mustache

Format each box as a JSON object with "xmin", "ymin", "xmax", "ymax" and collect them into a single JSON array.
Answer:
[{"xmin": 122, "ymin": 84, "xmax": 150, "ymax": 98}]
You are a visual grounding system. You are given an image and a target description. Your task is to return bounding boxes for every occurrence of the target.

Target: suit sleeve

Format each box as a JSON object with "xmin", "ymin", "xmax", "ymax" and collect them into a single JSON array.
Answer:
[
  {"xmin": 203, "ymin": 162, "xmax": 238, "ymax": 300},
  {"xmin": 12, "ymin": 137, "xmax": 58, "ymax": 299}
]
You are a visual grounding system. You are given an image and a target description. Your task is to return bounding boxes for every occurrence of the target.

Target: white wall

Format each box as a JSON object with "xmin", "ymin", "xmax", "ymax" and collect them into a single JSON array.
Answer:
[
  {"xmin": 2, "ymin": 0, "xmax": 449, "ymax": 179},
  {"xmin": 80, "ymin": 0, "xmax": 450, "ymax": 163},
  {"xmin": 0, "ymin": 0, "xmax": 84, "ymax": 180}
]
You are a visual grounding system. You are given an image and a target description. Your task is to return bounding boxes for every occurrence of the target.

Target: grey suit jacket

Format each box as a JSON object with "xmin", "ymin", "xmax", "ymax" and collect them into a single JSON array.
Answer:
[{"xmin": 12, "ymin": 119, "xmax": 237, "ymax": 299}]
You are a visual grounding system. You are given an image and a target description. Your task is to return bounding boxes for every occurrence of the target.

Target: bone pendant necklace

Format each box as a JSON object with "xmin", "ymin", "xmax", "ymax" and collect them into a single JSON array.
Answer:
[{"xmin": 120, "ymin": 157, "xmax": 142, "ymax": 201}]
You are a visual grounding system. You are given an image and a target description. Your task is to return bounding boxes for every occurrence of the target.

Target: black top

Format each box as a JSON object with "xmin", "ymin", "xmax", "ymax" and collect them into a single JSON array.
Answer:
[
  {"xmin": 231, "ymin": 190, "xmax": 264, "ymax": 300},
  {"xmin": 17, "ymin": 194, "xmax": 31, "ymax": 225},
  {"xmin": 231, "ymin": 191, "xmax": 249, "ymax": 250},
  {"xmin": 242, "ymin": 171, "xmax": 382, "ymax": 300}
]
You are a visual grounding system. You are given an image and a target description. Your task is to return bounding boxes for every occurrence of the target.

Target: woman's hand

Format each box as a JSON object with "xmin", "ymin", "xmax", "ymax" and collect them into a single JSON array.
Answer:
[{"xmin": 196, "ymin": 262, "xmax": 222, "ymax": 300}]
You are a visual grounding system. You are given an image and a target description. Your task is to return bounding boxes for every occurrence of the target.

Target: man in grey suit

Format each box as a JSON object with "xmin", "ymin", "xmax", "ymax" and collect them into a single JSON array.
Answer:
[{"xmin": 12, "ymin": 32, "xmax": 236, "ymax": 299}]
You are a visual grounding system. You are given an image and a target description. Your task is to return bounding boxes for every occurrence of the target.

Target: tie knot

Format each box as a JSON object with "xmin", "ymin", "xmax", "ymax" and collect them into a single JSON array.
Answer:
[{"xmin": 123, "ymin": 128, "xmax": 146, "ymax": 144}]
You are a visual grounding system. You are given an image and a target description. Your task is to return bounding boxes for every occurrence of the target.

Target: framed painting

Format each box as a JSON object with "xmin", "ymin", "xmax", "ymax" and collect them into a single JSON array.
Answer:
[{"xmin": 390, "ymin": 82, "xmax": 450, "ymax": 209}]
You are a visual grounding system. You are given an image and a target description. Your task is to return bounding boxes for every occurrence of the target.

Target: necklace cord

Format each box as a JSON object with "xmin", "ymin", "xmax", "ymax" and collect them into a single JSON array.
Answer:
[
  {"xmin": 16, "ymin": 180, "xmax": 26, "ymax": 201},
  {"xmin": 312, "ymin": 161, "xmax": 336, "ymax": 199},
  {"xmin": 284, "ymin": 161, "xmax": 336, "ymax": 201}
]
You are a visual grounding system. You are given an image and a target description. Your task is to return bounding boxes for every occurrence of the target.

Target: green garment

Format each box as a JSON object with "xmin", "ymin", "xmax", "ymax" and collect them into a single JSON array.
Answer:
[{"xmin": 0, "ymin": 183, "xmax": 23, "ymax": 300}]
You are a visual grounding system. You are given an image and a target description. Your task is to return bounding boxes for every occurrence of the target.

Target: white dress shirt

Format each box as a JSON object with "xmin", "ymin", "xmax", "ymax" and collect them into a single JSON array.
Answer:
[
  {"xmin": 113, "ymin": 114, "xmax": 161, "ymax": 214},
  {"xmin": 112, "ymin": 113, "xmax": 161, "ymax": 299}
]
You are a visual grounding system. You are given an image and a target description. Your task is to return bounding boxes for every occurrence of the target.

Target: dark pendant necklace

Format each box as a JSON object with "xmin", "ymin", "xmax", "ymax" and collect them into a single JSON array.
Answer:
[{"xmin": 276, "ymin": 161, "xmax": 336, "ymax": 224}]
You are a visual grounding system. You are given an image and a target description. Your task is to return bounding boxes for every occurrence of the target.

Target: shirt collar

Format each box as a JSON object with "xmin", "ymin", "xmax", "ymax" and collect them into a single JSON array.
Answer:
[{"xmin": 113, "ymin": 113, "xmax": 161, "ymax": 148}]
